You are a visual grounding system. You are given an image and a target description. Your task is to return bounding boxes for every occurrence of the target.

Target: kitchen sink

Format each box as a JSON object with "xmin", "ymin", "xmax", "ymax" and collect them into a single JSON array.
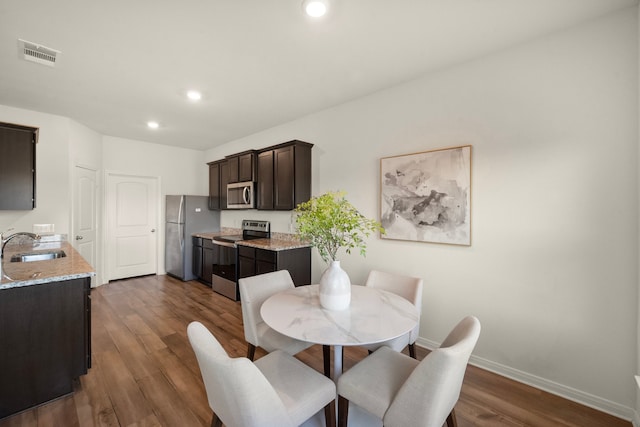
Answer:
[{"xmin": 10, "ymin": 250, "xmax": 67, "ymax": 262}]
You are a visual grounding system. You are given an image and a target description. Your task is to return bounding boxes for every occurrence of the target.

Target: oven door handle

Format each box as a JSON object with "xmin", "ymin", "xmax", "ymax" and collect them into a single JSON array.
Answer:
[{"xmin": 211, "ymin": 239, "xmax": 237, "ymax": 249}]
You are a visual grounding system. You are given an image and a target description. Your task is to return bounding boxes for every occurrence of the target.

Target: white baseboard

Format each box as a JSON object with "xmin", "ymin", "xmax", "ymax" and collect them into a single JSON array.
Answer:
[{"xmin": 417, "ymin": 337, "xmax": 634, "ymax": 422}]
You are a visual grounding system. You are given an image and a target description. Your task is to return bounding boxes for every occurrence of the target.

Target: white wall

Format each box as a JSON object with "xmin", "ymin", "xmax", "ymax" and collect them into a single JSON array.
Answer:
[
  {"xmin": 69, "ymin": 121, "xmax": 102, "ymax": 170},
  {"xmin": 0, "ymin": 4, "xmax": 636, "ymax": 421},
  {"xmin": 102, "ymin": 136, "xmax": 208, "ymax": 277},
  {"xmin": 102, "ymin": 136, "xmax": 207, "ymax": 196},
  {"xmin": 0, "ymin": 111, "xmax": 210, "ymax": 284},
  {"xmin": 208, "ymin": 7, "xmax": 639, "ymax": 418},
  {"xmin": 68, "ymin": 120, "xmax": 103, "ymax": 284},
  {"xmin": 0, "ymin": 105, "xmax": 72, "ymax": 236},
  {"xmin": 636, "ymin": 4, "xmax": 640, "ymax": 425},
  {"xmin": 0, "ymin": 105, "xmax": 107, "ymax": 283}
]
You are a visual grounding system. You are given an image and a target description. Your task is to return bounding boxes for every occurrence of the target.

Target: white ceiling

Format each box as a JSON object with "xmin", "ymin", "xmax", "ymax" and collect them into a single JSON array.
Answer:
[{"xmin": 0, "ymin": 0, "xmax": 636, "ymax": 150}]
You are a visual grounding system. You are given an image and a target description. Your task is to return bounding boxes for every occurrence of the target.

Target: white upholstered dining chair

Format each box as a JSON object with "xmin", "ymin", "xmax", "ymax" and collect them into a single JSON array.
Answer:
[
  {"xmin": 337, "ymin": 315, "xmax": 481, "ymax": 427},
  {"xmin": 239, "ymin": 269, "xmax": 332, "ymax": 377},
  {"xmin": 187, "ymin": 321, "xmax": 337, "ymax": 427},
  {"xmin": 362, "ymin": 269, "xmax": 423, "ymax": 358},
  {"xmin": 239, "ymin": 270, "xmax": 312, "ymax": 360}
]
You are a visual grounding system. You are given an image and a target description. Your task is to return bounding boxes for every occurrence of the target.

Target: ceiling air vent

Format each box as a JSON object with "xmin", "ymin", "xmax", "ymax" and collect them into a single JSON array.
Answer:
[{"xmin": 18, "ymin": 39, "xmax": 60, "ymax": 67}]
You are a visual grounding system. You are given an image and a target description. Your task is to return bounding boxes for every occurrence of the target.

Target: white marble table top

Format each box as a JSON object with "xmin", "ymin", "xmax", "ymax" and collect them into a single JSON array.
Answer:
[{"xmin": 261, "ymin": 284, "xmax": 419, "ymax": 347}]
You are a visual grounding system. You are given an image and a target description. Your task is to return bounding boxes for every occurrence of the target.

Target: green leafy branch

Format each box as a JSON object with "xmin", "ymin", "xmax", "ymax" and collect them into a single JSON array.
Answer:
[{"xmin": 294, "ymin": 191, "xmax": 385, "ymax": 264}]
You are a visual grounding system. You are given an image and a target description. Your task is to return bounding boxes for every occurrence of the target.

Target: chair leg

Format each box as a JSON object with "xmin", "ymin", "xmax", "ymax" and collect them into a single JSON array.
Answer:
[
  {"xmin": 409, "ymin": 343, "xmax": 417, "ymax": 359},
  {"xmin": 338, "ymin": 396, "xmax": 349, "ymax": 427},
  {"xmin": 324, "ymin": 399, "xmax": 336, "ymax": 427},
  {"xmin": 323, "ymin": 345, "xmax": 331, "ymax": 377},
  {"xmin": 211, "ymin": 413, "xmax": 222, "ymax": 427},
  {"xmin": 247, "ymin": 343, "xmax": 256, "ymax": 361},
  {"xmin": 446, "ymin": 409, "xmax": 458, "ymax": 427}
]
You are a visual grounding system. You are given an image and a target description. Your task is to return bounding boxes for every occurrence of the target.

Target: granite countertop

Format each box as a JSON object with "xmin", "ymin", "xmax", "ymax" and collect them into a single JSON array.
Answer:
[
  {"xmin": 192, "ymin": 229, "xmax": 311, "ymax": 251},
  {"xmin": 192, "ymin": 231, "xmax": 234, "ymax": 240},
  {"xmin": 0, "ymin": 239, "xmax": 95, "ymax": 290},
  {"xmin": 236, "ymin": 238, "xmax": 310, "ymax": 251}
]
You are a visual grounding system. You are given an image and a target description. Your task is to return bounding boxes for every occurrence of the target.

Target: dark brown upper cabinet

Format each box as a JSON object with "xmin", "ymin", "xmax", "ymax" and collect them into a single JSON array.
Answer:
[
  {"xmin": 208, "ymin": 159, "xmax": 230, "ymax": 210},
  {"xmin": 226, "ymin": 150, "xmax": 256, "ymax": 183},
  {"xmin": 257, "ymin": 150, "xmax": 274, "ymax": 210},
  {"xmin": 208, "ymin": 142, "xmax": 311, "ymax": 211},
  {"xmin": 219, "ymin": 160, "xmax": 230, "ymax": 210},
  {"xmin": 208, "ymin": 160, "xmax": 222, "ymax": 210},
  {"xmin": 0, "ymin": 122, "xmax": 37, "ymax": 210},
  {"xmin": 257, "ymin": 140, "xmax": 312, "ymax": 211}
]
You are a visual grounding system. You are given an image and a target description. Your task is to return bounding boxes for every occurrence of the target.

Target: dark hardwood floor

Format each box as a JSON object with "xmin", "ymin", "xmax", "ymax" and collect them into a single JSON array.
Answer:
[{"xmin": 0, "ymin": 275, "xmax": 631, "ymax": 427}]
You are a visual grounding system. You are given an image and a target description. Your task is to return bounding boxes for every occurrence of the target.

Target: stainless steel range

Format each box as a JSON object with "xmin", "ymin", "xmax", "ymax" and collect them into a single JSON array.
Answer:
[{"xmin": 210, "ymin": 220, "xmax": 270, "ymax": 300}]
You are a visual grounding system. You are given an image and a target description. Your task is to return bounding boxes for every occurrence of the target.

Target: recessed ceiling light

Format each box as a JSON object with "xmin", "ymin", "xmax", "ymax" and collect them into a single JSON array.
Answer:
[
  {"xmin": 147, "ymin": 121, "xmax": 159, "ymax": 129},
  {"xmin": 187, "ymin": 90, "xmax": 202, "ymax": 101},
  {"xmin": 302, "ymin": 0, "xmax": 329, "ymax": 17}
]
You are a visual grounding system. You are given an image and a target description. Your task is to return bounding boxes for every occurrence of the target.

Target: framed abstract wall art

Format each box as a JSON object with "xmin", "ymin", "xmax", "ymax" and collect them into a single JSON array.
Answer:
[{"xmin": 380, "ymin": 145, "xmax": 472, "ymax": 246}]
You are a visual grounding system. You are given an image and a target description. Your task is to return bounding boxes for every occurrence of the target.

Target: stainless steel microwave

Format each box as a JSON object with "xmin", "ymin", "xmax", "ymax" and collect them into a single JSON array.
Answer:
[{"xmin": 227, "ymin": 181, "xmax": 255, "ymax": 209}]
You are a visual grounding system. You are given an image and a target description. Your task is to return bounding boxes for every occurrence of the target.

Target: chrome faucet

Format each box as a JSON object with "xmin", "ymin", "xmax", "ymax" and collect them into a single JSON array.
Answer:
[{"xmin": 1, "ymin": 231, "xmax": 41, "ymax": 258}]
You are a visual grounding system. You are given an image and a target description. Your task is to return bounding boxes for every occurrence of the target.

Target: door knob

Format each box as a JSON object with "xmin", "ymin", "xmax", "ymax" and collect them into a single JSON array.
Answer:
[
  {"xmin": 75, "ymin": 235, "xmax": 83, "ymax": 240},
  {"xmin": 151, "ymin": 229, "xmax": 156, "ymax": 233}
]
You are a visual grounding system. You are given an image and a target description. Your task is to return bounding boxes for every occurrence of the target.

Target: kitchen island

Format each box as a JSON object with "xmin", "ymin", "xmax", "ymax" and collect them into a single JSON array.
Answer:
[{"xmin": 0, "ymin": 237, "xmax": 95, "ymax": 420}]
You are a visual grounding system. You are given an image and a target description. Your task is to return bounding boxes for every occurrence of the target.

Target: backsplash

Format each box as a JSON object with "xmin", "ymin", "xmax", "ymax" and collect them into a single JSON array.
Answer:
[
  {"xmin": 3, "ymin": 233, "xmax": 67, "ymax": 247},
  {"xmin": 270, "ymin": 232, "xmax": 305, "ymax": 242},
  {"xmin": 220, "ymin": 226, "xmax": 306, "ymax": 243}
]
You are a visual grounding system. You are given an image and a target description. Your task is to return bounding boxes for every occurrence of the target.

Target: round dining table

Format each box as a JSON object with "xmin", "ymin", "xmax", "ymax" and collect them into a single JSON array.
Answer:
[{"xmin": 261, "ymin": 284, "xmax": 419, "ymax": 380}]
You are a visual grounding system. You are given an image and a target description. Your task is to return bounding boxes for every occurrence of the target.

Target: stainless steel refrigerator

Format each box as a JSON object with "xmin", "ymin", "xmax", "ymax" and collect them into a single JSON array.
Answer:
[{"xmin": 165, "ymin": 195, "xmax": 220, "ymax": 281}]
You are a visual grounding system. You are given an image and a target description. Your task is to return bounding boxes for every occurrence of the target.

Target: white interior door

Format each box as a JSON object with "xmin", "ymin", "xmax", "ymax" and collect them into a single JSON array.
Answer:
[
  {"xmin": 73, "ymin": 166, "xmax": 97, "ymax": 283},
  {"xmin": 106, "ymin": 172, "xmax": 159, "ymax": 281}
]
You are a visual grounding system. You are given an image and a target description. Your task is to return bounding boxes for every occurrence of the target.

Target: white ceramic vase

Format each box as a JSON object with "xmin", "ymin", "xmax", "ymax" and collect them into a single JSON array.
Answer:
[{"xmin": 319, "ymin": 260, "xmax": 351, "ymax": 310}]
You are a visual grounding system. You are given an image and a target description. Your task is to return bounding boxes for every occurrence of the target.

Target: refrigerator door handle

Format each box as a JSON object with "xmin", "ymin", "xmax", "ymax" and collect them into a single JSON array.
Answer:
[{"xmin": 178, "ymin": 196, "xmax": 184, "ymax": 225}]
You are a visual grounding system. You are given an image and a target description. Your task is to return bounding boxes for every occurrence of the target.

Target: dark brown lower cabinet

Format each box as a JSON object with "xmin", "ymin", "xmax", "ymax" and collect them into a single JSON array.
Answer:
[
  {"xmin": 202, "ymin": 239, "xmax": 214, "ymax": 285},
  {"xmin": 238, "ymin": 245, "xmax": 311, "ymax": 287},
  {"xmin": 0, "ymin": 277, "xmax": 91, "ymax": 419},
  {"xmin": 192, "ymin": 237, "xmax": 214, "ymax": 286}
]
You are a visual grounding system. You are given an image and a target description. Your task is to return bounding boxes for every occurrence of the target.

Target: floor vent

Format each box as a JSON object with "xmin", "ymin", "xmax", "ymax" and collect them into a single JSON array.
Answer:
[{"xmin": 18, "ymin": 39, "xmax": 60, "ymax": 67}]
